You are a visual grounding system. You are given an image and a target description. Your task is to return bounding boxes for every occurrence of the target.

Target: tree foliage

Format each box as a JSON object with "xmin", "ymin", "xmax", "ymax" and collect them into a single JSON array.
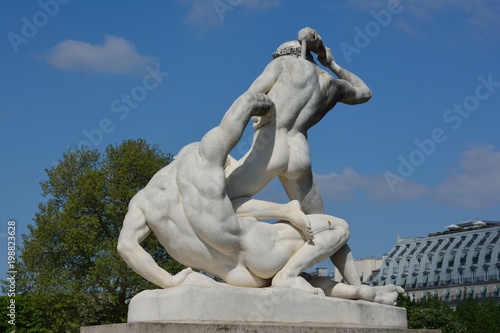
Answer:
[
  {"xmin": 14, "ymin": 139, "xmax": 186, "ymax": 332},
  {"xmin": 454, "ymin": 298, "xmax": 500, "ymax": 333},
  {"xmin": 0, "ymin": 295, "xmax": 43, "ymax": 333},
  {"xmin": 398, "ymin": 294, "xmax": 500, "ymax": 333}
]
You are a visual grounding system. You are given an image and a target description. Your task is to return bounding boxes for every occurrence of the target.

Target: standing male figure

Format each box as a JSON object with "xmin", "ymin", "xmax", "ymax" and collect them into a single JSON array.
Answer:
[{"xmin": 225, "ymin": 27, "xmax": 372, "ymax": 286}]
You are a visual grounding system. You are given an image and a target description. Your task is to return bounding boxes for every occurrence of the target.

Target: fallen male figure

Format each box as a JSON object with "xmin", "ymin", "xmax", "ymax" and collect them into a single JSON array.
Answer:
[{"xmin": 117, "ymin": 92, "xmax": 403, "ymax": 305}]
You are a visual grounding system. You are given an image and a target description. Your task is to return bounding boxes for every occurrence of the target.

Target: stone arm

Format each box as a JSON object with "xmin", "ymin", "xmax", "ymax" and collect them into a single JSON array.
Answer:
[
  {"xmin": 320, "ymin": 47, "xmax": 372, "ymax": 105},
  {"xmin": 245, "ymin": 60, "xmax": 281, "ymax": 94},
  {"xmin": 298, "ymin": 27, "xmax": 372, "ymax": 105},
  {"xmin": 198, "ymin": 92, "xmax": 275, "ymax": 166},
  {"xmin": 117, "ymin": 203, "xmax": 192, "ymax": 288}
]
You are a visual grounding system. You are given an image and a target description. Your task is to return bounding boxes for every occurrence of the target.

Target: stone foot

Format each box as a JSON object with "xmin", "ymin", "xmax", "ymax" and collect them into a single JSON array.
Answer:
[
  {"xmin": 356, "ymin": 284, "xmax": 404, "ymax": 305},
  {"xmin": 286, "ymin": 200, "xmax": 313, "ymax": 242}
]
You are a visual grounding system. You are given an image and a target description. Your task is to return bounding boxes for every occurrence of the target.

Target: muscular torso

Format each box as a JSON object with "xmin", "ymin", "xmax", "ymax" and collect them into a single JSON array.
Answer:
[
  {"xmin": 226, "ymin": 56, "xmax": 337, "ymax": 196},
  {"xmin": 137, "ymin": 145, "xmax": 244, "ymax": 274},
  {"xmin": 133, "ymin": 145, "xmax": 306, "ymax": 284},
  {"xmin": 267, "ymin": 57, "xmax": 336, "ymax": 133}
]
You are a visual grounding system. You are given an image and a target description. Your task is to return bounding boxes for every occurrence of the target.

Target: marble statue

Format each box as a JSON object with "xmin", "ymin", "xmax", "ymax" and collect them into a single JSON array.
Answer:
[{"xmin": 117, "ymin": 27, "xmax": 403, "ymax": 309}]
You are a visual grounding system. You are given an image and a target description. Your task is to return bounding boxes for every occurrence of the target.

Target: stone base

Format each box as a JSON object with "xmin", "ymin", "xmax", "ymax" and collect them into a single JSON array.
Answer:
[
  {"xmin": 125, "ymin": 273, "xmax": 407, "ymax": 329},
  {"xmin": 81, "ymin": 322, "xmax": 441, "ymax": 333}
]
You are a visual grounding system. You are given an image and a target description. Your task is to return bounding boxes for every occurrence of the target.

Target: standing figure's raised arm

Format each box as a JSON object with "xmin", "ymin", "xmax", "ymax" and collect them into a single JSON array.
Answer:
[
  {"xmin": 298, "ymin": 27, "xmax": 372, "ymax": 105},
  {"xmin": 319, "ymin": 47, "xmax": 372, "ymax": 105}
]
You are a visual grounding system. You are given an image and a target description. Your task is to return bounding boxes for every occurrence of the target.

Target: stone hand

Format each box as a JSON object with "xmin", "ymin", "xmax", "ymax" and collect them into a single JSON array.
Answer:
[
  {"xmin": 297, "ymin": 27, "xmax": 326, "ymax": 58},
  {"xmin": 317, "ymin": 46, "xmax": 335, "ymax": 68},
  {"xmin": 245, "ymin": 92, "xmax": 275, "ymax": 117},
  {"xmin": 169, "ymin": 267, "xmax": 193, "ymax": 287}
]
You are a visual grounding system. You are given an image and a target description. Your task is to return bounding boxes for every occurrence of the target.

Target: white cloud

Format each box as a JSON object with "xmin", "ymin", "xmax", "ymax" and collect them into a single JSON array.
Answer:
[
  {"xmin": 46, "ymin": 35, "xmax": 156, "ymax": 75},
  {"xmin": 316, "ymin": 144, "xmax": 500, "ymax": 210},
  {"xmin": 179, "ymin": 0, "xmax": 281, "ymax": 27},
  {"xmin": 316, "ymin": 167, "xmax": 431, "ymax": 204},
  {"xmin": 436, "ymin": 144, "xmax": 500, "ymax": 209}
]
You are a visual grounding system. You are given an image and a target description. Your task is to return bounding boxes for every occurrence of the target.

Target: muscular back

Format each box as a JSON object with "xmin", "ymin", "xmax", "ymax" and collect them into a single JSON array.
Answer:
[{"xmin": 250, "ymin": 56, "xmax": 337, "ymax": 134}]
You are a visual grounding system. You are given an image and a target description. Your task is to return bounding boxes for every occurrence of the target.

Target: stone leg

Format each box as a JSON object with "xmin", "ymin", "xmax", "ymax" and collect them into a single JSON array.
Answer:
[{"xmin": 272, "ymin": 215, "xmax": 349, "ymax": 295}]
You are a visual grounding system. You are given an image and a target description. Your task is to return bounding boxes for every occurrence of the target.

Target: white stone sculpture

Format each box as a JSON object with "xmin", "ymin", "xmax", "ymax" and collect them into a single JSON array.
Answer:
[{"xmin": 117, "ymin": 27, "xmax": 403, "ymax": 312}]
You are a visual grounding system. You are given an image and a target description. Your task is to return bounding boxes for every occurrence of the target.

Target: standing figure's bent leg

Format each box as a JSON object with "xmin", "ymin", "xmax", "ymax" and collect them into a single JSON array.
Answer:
[
  {"xmin": 279, "ymin": 173, "xmax": 324, "ymax": 215},
  {"xmin": 330, "ymin": 244, "xmax": 362, "ymax": 286},
  {"xmin": 280, "ymin": 171, "xmax": 363, "ymax": 287}
]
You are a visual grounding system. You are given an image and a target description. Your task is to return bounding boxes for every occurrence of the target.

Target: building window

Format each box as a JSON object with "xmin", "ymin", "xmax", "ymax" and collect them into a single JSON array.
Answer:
[
  {"xmin": 477, "ymin": 232, "xmax": 490, "ymax": 246},
  {"xmin": 445, "ymin": 271, "xmax": 452, "ymax": 284},
  {"xmin": 471, "ymin": 268, "xmax": 477, "ymax": 282},
  {"xmin": 437, "ymin": 254, "xmax": 444, "ymax": 269},
  {"xmin": 480, "ymin": 287, "xmax": 487, "ymax": 298},
  {"xmin": 448, "ymin": 252, "xmax": 456, "ymax": 267},
  {"xmin": 494, "ymin": 286, "xmax": 500, "ymax": 297},
  {"xmin": 472, "ymin": 249, "xmax": 480, "ymax": 264},
  {"xmin": 468, "ymin": 288, "xmax": 475, "ymax": 298},
  {"xmin": 442, "ymin": 238, "xmax": 454, "ymax": 251},
  {"xmin": 458, "ymin": 271, "xmax": 464, "ymax": 284},
  {"xmin": 465, "ymin": 234, "xmax": 478, "ymax": 248},
  {"xmin": 422, "ymin": 274, "xmax": 429, "ymax": 287},
  {"xmin": 444, "ymin": 290, "xmax": 451, "ymax": 301},
  {"xmin": 485, "ymin": 247, "xmax": 492, "ymax": 262},
  {"xmin": 456, "ymin": 289, "xmax": 462, "ymax": 301},
  {"xmin": 484, "ymin": 267, "xmax": 489, "ymax": 281},
  {"xmin": 434, "ymin": 273, "xmax": 440, "ymax": 286},
  {"xmin": 411, "ymin": 276, "xmax": 417, "ymax": 288},
  {"xmin": 460, "ymin": 251, "xmax": 467, "ymax": 265}
]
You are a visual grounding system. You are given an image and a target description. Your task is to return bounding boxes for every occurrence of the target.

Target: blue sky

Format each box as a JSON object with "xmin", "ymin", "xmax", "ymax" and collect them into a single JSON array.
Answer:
[{"xmin": 1, "ymin": 0, "xmax": 500, "ymax": 280}]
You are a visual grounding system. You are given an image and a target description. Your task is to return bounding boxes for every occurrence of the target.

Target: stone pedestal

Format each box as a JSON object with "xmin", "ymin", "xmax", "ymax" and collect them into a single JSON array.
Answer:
[
  {"xmin": 81, "ymin": 323, "xmax": 440, "ymax": 333},
  {"xmin": 127, "ymin": 284, "xmax": 407, "ymax": 329},
  {"xmin": 81, "ymin": 275, "xmax": 436, "ymax": 332}
]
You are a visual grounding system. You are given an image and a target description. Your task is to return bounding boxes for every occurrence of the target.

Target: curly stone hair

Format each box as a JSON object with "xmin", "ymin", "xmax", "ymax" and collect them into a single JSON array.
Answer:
[{"xmin": 272, "ymin": 40, "xmax": 314, "ymax": 62}]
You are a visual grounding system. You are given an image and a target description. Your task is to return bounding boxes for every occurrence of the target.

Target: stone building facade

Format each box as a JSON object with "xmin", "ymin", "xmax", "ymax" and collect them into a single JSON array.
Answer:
[{"xmin": 370, "ymin": 219, "xmax": 500, "ymax": 305}]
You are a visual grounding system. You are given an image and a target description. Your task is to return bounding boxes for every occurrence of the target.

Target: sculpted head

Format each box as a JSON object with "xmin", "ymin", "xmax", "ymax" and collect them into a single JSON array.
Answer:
[{"xmin": 272, "ymin": 40, "xmax": 314, "ymax": 62}]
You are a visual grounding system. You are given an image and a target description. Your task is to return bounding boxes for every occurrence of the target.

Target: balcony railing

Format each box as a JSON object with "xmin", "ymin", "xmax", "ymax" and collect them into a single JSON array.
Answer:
[
  {"xmin": 422, "ymin": 292, "xmax": 500, "ymax": 304},
  {"xmin": 377, "ymin": 275, "xmax": 500, "ymax": 290}
]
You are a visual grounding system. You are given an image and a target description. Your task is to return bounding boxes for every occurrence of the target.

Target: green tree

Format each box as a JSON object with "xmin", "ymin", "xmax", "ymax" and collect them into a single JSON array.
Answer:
[
  {"xmin": 398, "ymin": 294, "xmax": 500, "ymax": 333},
  {"xmin": 15, "ymin": 139, "xmax": 186, "ymax": 332},
  {"xmin": 455, "ymin": 298, "xmax": 500, "ymax": 333},
  {"xmin": 397, "ymin": 294, "xmax": 462, "ymax": 333},
  {"xmin": 0, "ymin": 295, "xmax": 43, "ymax": 333}
]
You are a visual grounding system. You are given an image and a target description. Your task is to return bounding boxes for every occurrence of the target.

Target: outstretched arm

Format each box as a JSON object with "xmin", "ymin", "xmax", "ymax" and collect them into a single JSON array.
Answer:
[
  {"xmin": 117, "ymin": 203, "xmax": 192, "ymax": 288},
  {"xmin": 198, "ymin": 92, "xmax": 275, "ymax": 166},
  {"xmin": 298, "ymin": 27, "xmax": 372, "ymax": 105}
]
